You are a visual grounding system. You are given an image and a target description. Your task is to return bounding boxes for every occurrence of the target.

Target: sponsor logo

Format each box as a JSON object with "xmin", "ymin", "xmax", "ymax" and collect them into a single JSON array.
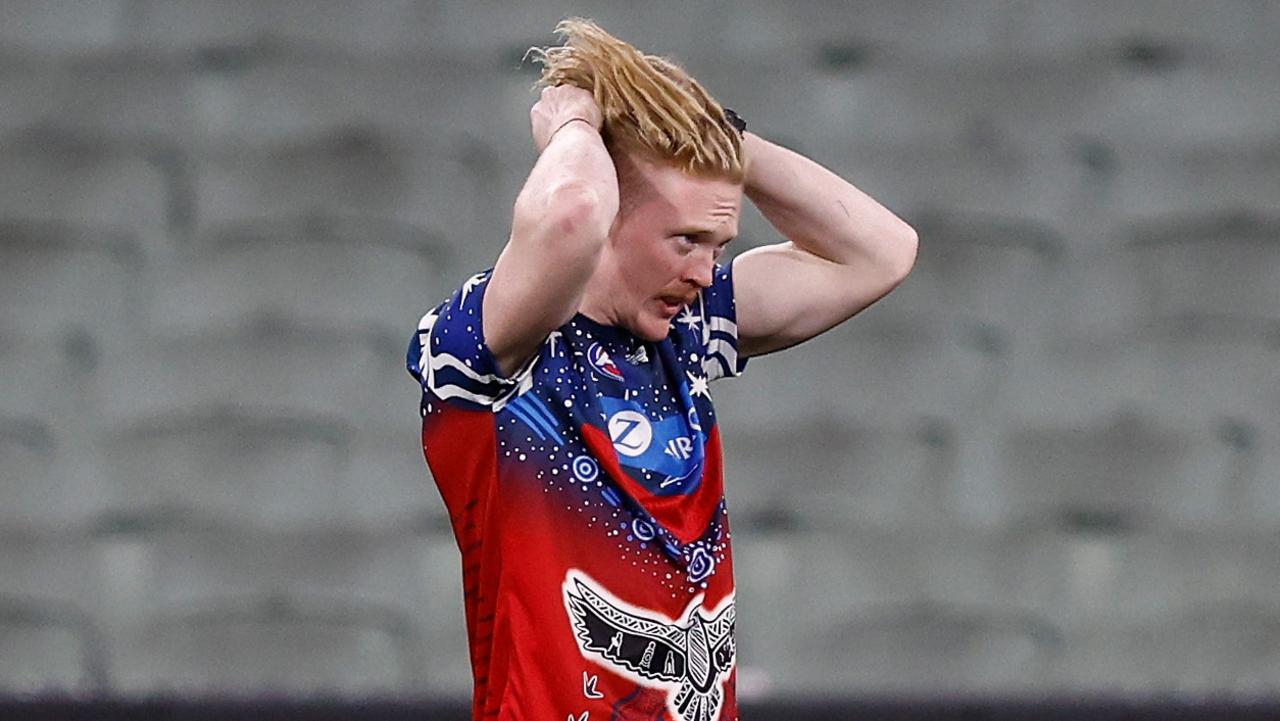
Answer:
[
  {"xmin": 587, "ymin": 343, "xmax": 626, "ymax": 382},
  {"xmin": 665, "ymin": 436, "xmax": 696, "ymax": 461},
  {"xmin": 608, "ymin": 410, "xmax": 653, "ymax": 457}
]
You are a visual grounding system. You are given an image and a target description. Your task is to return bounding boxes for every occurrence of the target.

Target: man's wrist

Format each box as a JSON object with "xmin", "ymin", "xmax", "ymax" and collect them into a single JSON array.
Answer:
[{"xmin": 549, "ymin": 116, "xmax": 596, "ymax": 141}]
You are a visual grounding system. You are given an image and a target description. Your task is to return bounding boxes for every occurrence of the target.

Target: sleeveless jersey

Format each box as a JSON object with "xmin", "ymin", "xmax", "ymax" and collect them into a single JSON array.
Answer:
[{"xmin": 405, "ymin": 262, "xmax": 748, "ymax": 721}]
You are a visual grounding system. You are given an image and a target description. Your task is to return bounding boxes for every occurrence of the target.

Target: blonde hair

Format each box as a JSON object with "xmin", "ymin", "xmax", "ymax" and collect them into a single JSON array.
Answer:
[{"xmin": 526, "ymin": 18, "xmax": 746, "ymax": 183}]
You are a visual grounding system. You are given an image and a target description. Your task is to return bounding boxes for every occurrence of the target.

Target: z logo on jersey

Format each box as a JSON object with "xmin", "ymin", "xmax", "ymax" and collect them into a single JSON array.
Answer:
[
  {"xmin": 563, "ymin": 570, "xmax": 735, "ymax": 721},
  {"xmin": 607, "ymin": 410, "xmax": 653, "ymax": 457}
]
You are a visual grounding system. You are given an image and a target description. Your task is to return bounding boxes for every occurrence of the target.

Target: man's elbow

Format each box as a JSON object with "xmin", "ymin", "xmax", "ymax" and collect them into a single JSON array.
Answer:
[
  {"xmin": 885, "ymin": 222, "xmax": 919, "ymax": 284},
  {"xmin": 513, "ymin": 181, "xmax": 617, "ymax": 250}
]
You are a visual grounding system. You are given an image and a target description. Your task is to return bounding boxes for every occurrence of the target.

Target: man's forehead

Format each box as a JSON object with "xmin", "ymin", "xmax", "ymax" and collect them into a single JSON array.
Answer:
[
  {"xmin": 673, "ymin": 183, "xmax": 741, "ymax": 234},
  {"xmin": 691, "ymin": 198, "xmax": 739, "ymax": 234},
  {"xmin": 651, "ymin": 166, "xmax": 741, "ymax": 212}
]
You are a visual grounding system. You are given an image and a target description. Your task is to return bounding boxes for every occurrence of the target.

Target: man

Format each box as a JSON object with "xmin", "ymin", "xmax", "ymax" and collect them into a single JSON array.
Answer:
[{"xmin": 406, "ymin": 18, "xmax": 916, "ymax": 721}]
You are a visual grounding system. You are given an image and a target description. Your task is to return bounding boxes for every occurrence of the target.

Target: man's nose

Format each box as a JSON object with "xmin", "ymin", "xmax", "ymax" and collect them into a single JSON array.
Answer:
[{"xmin": 683, "ymin": 249, "xmax": 715, "ymax": 289}]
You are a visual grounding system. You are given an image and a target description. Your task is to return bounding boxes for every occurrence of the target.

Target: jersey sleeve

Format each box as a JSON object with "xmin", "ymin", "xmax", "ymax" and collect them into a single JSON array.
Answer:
[
  {"xmin": 699, "ymin": 261, "xmax": 749, "ymax": 382},
  {"xmin": 405, "ymin": 269, "xmax": 537, "ymax": 412}
]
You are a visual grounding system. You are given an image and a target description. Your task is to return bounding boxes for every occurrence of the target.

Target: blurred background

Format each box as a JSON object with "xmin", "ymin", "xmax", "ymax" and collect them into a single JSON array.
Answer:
[{"xmin": 1, "ymin": 0, "xmax": 1279, "ymax": 718}]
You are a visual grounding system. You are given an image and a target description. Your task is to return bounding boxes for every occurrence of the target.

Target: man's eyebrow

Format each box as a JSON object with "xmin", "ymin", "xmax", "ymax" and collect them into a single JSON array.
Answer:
[{"xmin": 676, "ymin": 228, "xmax": 735, "ymax": 244}]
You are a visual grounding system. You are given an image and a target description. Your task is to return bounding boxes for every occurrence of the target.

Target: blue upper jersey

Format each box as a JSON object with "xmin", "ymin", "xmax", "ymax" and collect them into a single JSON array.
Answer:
[{"xmin": 406, "ymin": 262, "xmax": 748, "ymax": 546}]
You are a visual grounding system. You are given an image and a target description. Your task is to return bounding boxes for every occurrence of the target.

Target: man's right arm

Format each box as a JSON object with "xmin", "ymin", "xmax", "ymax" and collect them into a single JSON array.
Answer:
[{"xmin": 483, "ymin": 85, "xmax": 619, "ymax": 377}]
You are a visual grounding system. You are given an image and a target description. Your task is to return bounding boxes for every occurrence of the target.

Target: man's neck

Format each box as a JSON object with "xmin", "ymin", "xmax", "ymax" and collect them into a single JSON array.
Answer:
[{"xmin": 578, "ymin": 266, "xmax": 622, "ymax": 328}]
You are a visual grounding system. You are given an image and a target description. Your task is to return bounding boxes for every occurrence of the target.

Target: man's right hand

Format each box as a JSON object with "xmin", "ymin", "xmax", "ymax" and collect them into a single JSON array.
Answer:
[{"xmin": 531, "ymin": 84, "xmax": 604, "ymax": 154}]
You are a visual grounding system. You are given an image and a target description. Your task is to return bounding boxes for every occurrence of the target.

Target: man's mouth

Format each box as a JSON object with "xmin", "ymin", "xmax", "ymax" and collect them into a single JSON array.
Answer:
[{"xmin": 659, "ymin": 296, "xmax": 691, "ymax": 314}]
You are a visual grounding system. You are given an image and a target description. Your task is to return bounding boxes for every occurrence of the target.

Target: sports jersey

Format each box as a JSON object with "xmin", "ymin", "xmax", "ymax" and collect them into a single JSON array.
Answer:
[{"xmin": 405, "ymin": 262, "xmax": 748, "ymax": 721}]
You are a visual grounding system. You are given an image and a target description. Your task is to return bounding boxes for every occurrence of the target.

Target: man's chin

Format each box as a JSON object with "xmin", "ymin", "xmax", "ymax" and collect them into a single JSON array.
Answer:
[{"xmin": 635, "ymin": 317, "xmax": 672, "ymax": 342}]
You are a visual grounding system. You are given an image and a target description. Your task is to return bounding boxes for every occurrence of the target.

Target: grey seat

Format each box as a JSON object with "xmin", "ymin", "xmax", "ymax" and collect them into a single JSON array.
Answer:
[
  {"xmin": 0, "ymin": 533, "xmax": 105, "ymax": 618},
  {"xmin": 0, "ymin": 327, "xmax": 112, "ymax": 531},
  {"xmin": 1000, "ymin": 1, "xmax": 1277, "ymax": 58},
  {"xmin": 733, "ymin": 525, "xmax": 1056, "ymax": 692},
  {"xmin": 716, "ymin": 319, "xmax": 1005, "ymax": 434},
  {"xmin": 0, "ymin": 53, "xmax": 63, "ymax": 134},
  {"xmin": 1069, "ymin": 58, "xmax": 1280, "ymax": 152},
  {"xmin": 115, "ymin": 595, "xmax": 420, "ymax": 695},
  {"xmin": 99, "ymin": 318, "xmax": 409, "ymax": 435},
  {"xmin": 101, "ymin": 406, "xmax": 352, "ymax": 529},
  {"xmin": 149, "ymin": 213, "xmax": 448, "ymax": 340},
  {"xmin": 994, "ymin": 411, "xmax": 1240, "ymax": 529},
  {"xmin": 759, "ymin": 599, "xmax": 1061, "ymax": 695},
  {"xmin": 150, "ymin": 217, "xmax": 449, "ymax": 338},
  {"xmin": 868, "ymin": 210, "xmax": 1065, "ymax": 338},
  {"xmin": 192, "ymin": 133, "xmax": 489, "ymax": 259},
  {"xmin": 0, "ymin": 416, "xmax": 112, "ymax": 531},
  {"xmin": 722, "ymin": 415, "xmax": 954, "ymax": 530},
  {"xmin": 986, "ymin": 319, "xmax": 1280, "ymax": 529},
  {"xmin": 0, "ymin": 597, "xmax": 107, "ymax": 694},
  {"xmin": 107, "ymin": 522, "xmax": 468, "ymax": 695},
  {"xmin": 0, "ymin": 131, "xmax": 170, "ymax": 255},
  {"xmin": 1124, "ymin": 213, "xmax": 1280, "ymax": 326},
  {"xmin": 0, "ymin": 220, "xmax": 142, "ymax": 341},
  {"xmin": 1062, "ymin": 603, "xmax": 1280, "ymax": 693},
  {"xmin": 347, "ymin": 424, "xmax": 452, "ymax": 531},
  {"xmin": 1021, "ymin": 527, "xmax": 1280, "ymax": 628},
  {"xmin": 1005, "ymin": 320, "xmax": 1280, "ymax": 424},
  {"xmin": 1106, "ymin": 142, "xmax": 1280, "ymax": 222},
  {"xmin": 158, "ymin": 47, "xmax": 529, "ymax": 147}
]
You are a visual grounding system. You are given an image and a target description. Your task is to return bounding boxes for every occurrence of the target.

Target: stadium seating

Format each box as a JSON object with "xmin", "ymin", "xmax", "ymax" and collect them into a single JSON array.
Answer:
[
  {"xmin": 2, "ymin": 0, "xmax": 1279, "ymax": 698},
  {"xmin": 98, "ymin": 319, "xmax": 407, "ymax": 435},
  {"xmin": 0, "ymin": 133, "xmax": 171, "ymax": 256},
  {"xmin": 114, "ymin": 596, "xmax": 418, "ymax": 695}
]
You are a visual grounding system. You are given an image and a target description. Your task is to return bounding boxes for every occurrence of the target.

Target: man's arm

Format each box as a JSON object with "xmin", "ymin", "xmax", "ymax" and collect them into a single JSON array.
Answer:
[
  {"xmin": 483, "ymin": 86, "xmax": 619, "ymax": 377},
  {"xmin": 732, "ymin": 132, "xmax": 918, "ymax": 358}
]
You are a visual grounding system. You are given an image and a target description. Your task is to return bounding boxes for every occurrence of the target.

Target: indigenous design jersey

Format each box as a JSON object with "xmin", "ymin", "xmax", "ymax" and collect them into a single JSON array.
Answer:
[{"xmin": 406, "ymin": 263, "xmax": 748, "ymax": 721}]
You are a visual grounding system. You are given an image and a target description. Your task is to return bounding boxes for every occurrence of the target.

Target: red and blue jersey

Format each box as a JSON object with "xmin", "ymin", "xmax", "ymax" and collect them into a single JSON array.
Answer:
[{"xmin": 406, "ymin": 263, "xmax": 748, "ymax": 721}]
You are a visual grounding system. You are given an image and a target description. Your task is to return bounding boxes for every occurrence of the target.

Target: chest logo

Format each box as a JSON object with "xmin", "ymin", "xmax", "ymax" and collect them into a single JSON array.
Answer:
[
  {"xmin": 608, "ymin": 410, "xmax": 653, "ymax": 457},
  {"xmin": 587, "ymin": 343, "xmax": 626, "ymax": 382},
  {"xmin": 563, "ymin": 570, "xmax": 735, "ymax": 721}
]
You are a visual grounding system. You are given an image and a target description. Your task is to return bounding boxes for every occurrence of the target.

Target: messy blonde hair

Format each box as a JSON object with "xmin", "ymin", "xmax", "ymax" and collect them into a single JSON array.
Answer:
[{"xmin": 526, "ymin": 17, "xmax": 746, "ymax": 183}]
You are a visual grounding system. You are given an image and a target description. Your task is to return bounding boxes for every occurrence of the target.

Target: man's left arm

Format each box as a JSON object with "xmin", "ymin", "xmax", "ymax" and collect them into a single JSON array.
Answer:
[{"xmin": 733, "ymin": 132, "xmax": 919, "ymax": 358}]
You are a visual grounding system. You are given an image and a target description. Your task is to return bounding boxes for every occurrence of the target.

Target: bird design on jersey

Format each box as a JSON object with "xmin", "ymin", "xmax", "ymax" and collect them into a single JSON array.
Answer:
[{"xmin": 563, "ymin": 573, "xmax": 735, "ymax": 721}]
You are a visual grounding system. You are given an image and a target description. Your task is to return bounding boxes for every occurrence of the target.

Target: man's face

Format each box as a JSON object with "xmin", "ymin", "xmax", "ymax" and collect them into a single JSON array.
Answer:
[{"xmin": 601, "ymin": 154, "xmax": 743, "ymax": 342}]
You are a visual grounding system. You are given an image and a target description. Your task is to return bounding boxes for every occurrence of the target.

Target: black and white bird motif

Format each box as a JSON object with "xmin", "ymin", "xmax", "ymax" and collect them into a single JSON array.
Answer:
[{"xmin": 564, "ymin": 575, "xmax": 735, "ymax": 721}]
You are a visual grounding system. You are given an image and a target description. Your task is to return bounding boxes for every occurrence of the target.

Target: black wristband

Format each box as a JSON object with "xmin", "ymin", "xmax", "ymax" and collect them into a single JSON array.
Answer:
[{"xmin": 722, "ymin": 107, "xmax": 747, "ymax": 137}]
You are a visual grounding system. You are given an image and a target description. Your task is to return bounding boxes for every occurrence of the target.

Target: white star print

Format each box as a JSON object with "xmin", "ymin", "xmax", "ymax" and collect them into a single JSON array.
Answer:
[
  {"xmin": 677, "ymin": 306, "xmax": 702, "ymax": 330},
  {"xmin": 687, "ymin": 370, "xmax": 710, "ymax": 399}
]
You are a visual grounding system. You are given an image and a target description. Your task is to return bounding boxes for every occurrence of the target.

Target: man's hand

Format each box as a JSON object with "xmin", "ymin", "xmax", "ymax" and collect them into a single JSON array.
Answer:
[{"xmin": 531, "ymin": 85, "xmax": 604, "ymax": 154}]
